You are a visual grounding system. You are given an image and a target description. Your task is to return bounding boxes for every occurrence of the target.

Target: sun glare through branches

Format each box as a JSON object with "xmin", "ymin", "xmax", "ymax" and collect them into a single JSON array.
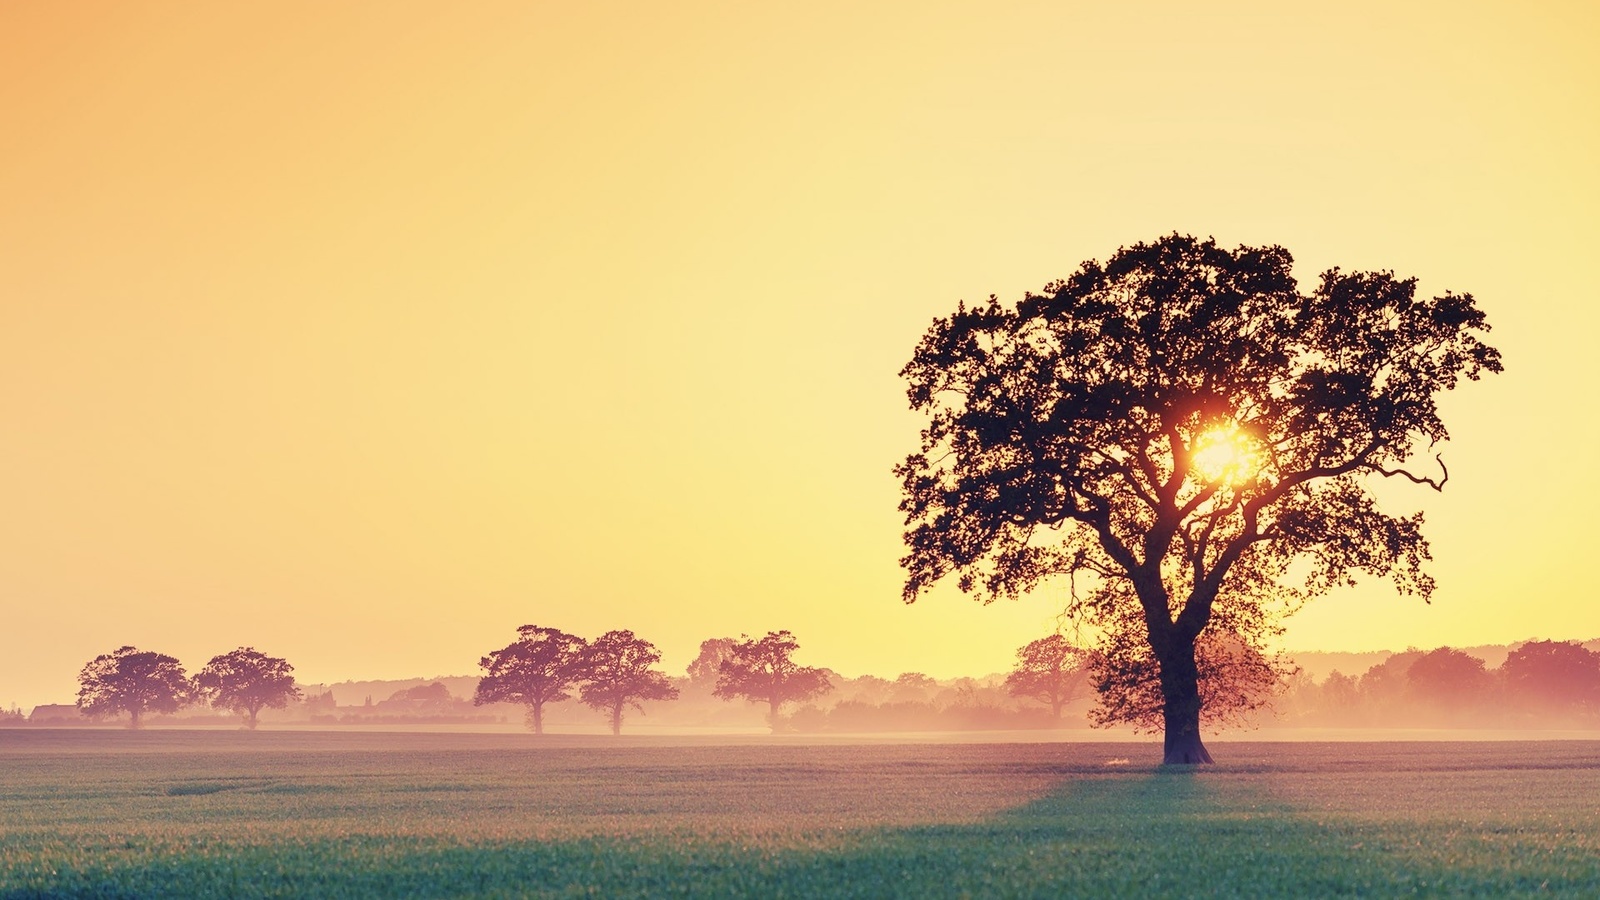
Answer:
[{"xmin": 1189, "ymin": 424, "xmax": 1262, "ymax": 487}]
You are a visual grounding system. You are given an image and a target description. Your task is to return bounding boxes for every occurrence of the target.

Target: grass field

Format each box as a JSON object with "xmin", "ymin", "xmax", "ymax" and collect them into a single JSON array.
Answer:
[{"xmin": 2, "ymin": 731, "xmax": 1597, "ymax": 898}]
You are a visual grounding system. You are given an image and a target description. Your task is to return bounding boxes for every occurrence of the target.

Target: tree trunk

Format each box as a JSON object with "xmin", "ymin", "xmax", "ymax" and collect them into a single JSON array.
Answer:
[
  {"xmin": 1156, "ymin": 636, "xmax": 1213, "ymax": 765},
  {"xmin": 529, "ymin": 701, "xmax": 544, "ymax": 735},
  {"xmin": 769, "ymin": 699, "xmax": 780, "ymax": 733},
  {"xmin": 610, "ymin": 704, "xmax": 623, "ymax": 736},
  {"xmin": 247, "ymin": 706, "xmax": 260, "ymax": 730},
  {"xmin": 128, "ymin": 707, "xmax": 142, "ymax": 730}
]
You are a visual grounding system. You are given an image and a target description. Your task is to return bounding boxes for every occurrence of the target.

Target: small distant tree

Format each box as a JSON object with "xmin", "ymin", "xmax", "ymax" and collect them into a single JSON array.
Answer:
[
  {"xmin": 302, "ymin": 689, "xmax": 337, "ymax": 717},
  {"xmin": 76, "ymin": 646, "xmax": 192, "ymax": 728},
  {"xmin": 1501, "ymin": 640, "xmax": 1600, "ymax": 717},
  {"xmin": 1004, "ymin": 634, "xmax": 1091, "ymax": 721},
  {"xmin": 193, "ymin": 647, "xmax": 302, "ymax": 729},
  {"xmin": 845, "ymin": 674, "xmax": 893, "ymax": 705},
  {"xmin": 685, "ymin": 638, "xmax": 739, "ymax": 691},
  {"xmin": 1318, "ymin": 670, "xmax": 1362, "ymax": 725},
  {"xmin": 390, "ymin": 682, "xmax": 454, "ymax": 705},
  {"xmin": 888, "ymin": 672, "xmax": 938, "ymax": 705},
  {"xmin": 577, "ymin": 630, "xmax": 678, "ymax": 735},
  {"xmin": 474, "ymin": 625, "xmax": 587, "ymax": 734},
  {"xmin": 713, "ymin": 631, "xmax": 832, "ymax": 731}
]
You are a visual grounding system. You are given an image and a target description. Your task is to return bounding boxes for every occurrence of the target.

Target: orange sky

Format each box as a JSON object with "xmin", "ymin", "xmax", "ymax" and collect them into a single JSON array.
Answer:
[{"xmin": 2, "ymin": 2, "xmax": 1596, "ymax": 705}]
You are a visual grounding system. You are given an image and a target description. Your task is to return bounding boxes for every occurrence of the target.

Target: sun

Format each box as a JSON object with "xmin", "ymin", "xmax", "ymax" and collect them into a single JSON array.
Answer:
[{"xmin": 1191, "ymin": 424, "xmax": 1261, "ymax": 486}]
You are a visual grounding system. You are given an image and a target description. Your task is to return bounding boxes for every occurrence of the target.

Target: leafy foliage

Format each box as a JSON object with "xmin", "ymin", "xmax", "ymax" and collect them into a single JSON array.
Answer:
[
  {"xmin": 76, "ymin": 646, "xmax": 192, "ymax": 728},
  {"xmin": 898, "ymin": 235, "xmax": 1500, "ymax": 760},
  {"xmin": 713, "ymin": 631, "xmax": 832, "ymax": 730},
  {"xmin": 1087, "ymin": 608, "xmax": 1290, "ymax": 732},
  {"xmin": 576, "ymin": 630, "xmax": 678, "ymax": 735},
  {"xmin": 1405, "ymin": 646, "xmax": 1490, "ymax": 713},
  {"xmin": 1501, "ymin": 640, "xmax": 1600, "ymax": 714},
  {"xmin": 390, "ymin": 682, "xmax": 455, "ymax": 704},
  {"xmin": 474, "ymin": 625, "xmax": 588, "ymax": 734},
  {"xmin": 685, "ymin": 637, "xmax": 738, "ymax": 689},
  {"xmin": 193, "ymin": 647, "xmax": 302, "ymax": 729},
  {"xmin": 1002, "ymin": 634, "xmax": 1091, "ymax": 720}
]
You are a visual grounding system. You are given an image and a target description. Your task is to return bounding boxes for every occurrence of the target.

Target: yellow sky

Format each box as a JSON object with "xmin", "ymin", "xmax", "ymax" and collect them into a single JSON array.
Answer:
[{"xmin": 2, "ymin": 2, "xmax": 1596, "ymax": 705}]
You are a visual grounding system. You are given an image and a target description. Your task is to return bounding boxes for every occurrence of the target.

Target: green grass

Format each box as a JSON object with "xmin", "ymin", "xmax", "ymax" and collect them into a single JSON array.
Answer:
[{"xmin": 1, "ymin": 731, "xmax": 1597, "ymax": 897}]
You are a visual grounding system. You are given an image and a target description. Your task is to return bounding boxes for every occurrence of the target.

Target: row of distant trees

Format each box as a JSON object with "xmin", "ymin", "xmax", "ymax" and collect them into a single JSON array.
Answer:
[
  {"xmin": 35, "ymin": 630, "xmax": 1138, "ymax": 733},
  {"xmin": 475, "ymin": 627, "xmax": 678, "ymax": 734},
  {"xmin": 56, "ymin": 629, "xmax": 835, "ymax": 734},
  {"xmin": 994, "ymin": 637, "xmax": 1600, "ymax": 732},
  {"xmin": 997, "ymin": 637, "xmax": 1600, "ymax": 732},
  {"xmin": 75, "ymin": 646, "xmax": 301, "ymax": 729},
  {"xmin": 58, "ymin": 627, "xmax": 1050, "ymax": 734},
  {"xmin": 477, "ymin": 627, "xmax": 831, "ymax": 734},
  {"xmin": 1277, "ymin": 641, "xmax": 1600, "ymax": 728},
  {"xmin": 50, "ymin": 633, "xmax": 1600, "ymax": 732}
]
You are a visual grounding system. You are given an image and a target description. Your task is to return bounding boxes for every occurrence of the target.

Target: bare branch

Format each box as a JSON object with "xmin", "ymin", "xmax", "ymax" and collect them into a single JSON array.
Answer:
[{"xmin": 1365, "ymin": 454, "xmax": 1449, "ymax": 491}]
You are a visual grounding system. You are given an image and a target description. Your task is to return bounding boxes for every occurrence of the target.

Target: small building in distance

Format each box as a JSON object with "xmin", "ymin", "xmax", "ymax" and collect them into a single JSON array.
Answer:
[{"xmin": 29, "ymin": 704, "xmax": 89, "ymax": 724}]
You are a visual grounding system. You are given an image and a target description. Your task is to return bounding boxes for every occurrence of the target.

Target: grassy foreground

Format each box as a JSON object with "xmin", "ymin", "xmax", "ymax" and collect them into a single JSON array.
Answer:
[{"xmin": 1, "ymin": 731, "xmax": 1597, "ymax": 898}]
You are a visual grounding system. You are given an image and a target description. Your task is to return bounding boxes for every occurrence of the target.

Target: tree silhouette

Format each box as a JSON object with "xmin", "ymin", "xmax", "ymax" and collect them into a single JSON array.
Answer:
[
  {"xmin": 713, "ymin": 631, "xmax": 832, "ymax": 731},
  {"xmin": 898, "ymin": 235, "xmax": 1500, "ymax": 763},
  {"xmin": 1003, "ymin": 634, "xmax": 1091, "ymax": 721},
  {"xmin": 685, "ymin": 637, "xmax": 739, "ymax": 692},
  {"xmin": 391, "ymin": 682, "xmax": 454, "ymax": 705},
  {"xmin": 577, "ymin": 630, "xmax": 678, "ymax": 735},
  {"xmin": 888, "ymin": 672, "xmax": 937, "ymax": 705},
  {"xmin": 76, "ymin": 646, "xmax": 192, "ymax": 728},
  {"xmin": 193, "ymin": 647, "xmax": 302, "ymax": 729},
  {"xmin": 474, "ymin": 625, "xmax": 587, "ymax": 734},
  {"xmin": 1500, "ymin": 640, "xmax": 1600, "ymax": 719}
]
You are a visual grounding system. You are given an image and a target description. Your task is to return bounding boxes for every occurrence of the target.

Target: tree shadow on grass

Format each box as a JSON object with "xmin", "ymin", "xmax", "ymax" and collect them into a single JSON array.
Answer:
[{"xmin": 6, "ymin": 770, "xmax": 1597, "ymax": 898}]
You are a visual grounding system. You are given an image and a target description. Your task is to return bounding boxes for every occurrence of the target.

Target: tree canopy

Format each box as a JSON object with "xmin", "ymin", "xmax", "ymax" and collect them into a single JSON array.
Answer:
[
  {"xmin": 1003, "ymin": 634, "xmax": 1091, "ymax": 721},
  {"xmin": 577, "ymin": 630, "xmax": 678, "ymax": 735},
  {"xmin": 76, "ymin": 646, "xmax": 192, "ymax": 728},
  {"xmin": 713, "ymin": 630, "xmax": 832, "ymax": 731},
  {"xmin": 685, "ymin": 637, "xmax": 738, "ymax": 691},
  {"xmin": 193, "ymin": 647, "xmax": 302, "ymax": 729},
  {"xmin": 1406, "ymin": 646, "xmax": 1490, "ymax": 717},
  {"xmin": 473, "ymin": 625, "xmax": 587, "ymax": 734},
  {"xmin": 1500, "ymin": 640, "xmax": 1600, "ymax": 717},
  {"xmin": 898, "ymin": 234, "xmax": 1500, "ymax": 763}
]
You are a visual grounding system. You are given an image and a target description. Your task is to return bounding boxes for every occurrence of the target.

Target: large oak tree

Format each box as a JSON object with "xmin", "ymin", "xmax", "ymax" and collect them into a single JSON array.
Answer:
[
  {"xmin": 76, "ymin": 646, "xmax": 192, "ymax": 729},
  {"xmin": 193, "ymin": 647, "xmax": 302, "ymax": 729},
  {"xmin": 713, "ymin": 630, "xmax": 832, "ymax": 731},
  {"xmin": 897, "ymin": 235, "xmax": 1499, "ymax": 763},
  {"xmin": 473, "ymin": 625, "xmax": 587, "ymax": 734},
  {"xmin": 577, "ymin": 630, "xmax": 678, "ymax": 736}
]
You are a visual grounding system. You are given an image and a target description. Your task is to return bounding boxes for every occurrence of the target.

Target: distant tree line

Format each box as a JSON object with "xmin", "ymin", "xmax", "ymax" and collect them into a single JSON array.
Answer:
[
  {"xmin": 473, "ymin": 627, "xmax": 830, "ymax": 735},
  {"xmin": 1276, "ymin": 641, "xmax": 1600, "ymax": 728},
  {"xmin": 780, "ymin": 636, "xmax": 1600, "ymax": 734},
  {"xmin": 475, "ymin": 626, "xmax": 680, "ymax": 735},
  {"xmin": 28, "ymin": 634, "xmax": 1597, "ymax": 733}
]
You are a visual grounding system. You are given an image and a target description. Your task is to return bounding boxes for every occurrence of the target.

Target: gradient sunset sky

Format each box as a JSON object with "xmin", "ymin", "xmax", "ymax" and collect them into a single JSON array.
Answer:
[{"xmin": 3, "ymin": 2, "xmax": 1596, "ymax": 705}]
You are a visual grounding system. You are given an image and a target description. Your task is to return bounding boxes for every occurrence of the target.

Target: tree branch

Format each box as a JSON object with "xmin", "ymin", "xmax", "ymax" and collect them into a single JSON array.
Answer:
[{"xmin": 1365, "ymin": 454, "xmax": 1449, "ymax": 491}]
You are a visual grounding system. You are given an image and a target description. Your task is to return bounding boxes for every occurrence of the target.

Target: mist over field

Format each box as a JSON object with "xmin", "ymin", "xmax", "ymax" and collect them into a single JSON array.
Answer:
[{"xmin": 11, "ymin": 639, "xmax": 1597, "ymax": 737}]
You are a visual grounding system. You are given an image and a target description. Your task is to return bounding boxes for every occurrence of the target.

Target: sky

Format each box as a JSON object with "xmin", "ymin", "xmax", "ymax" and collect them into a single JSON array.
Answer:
[{"xmin": 2, "ymin": 2, "xmax": 1596, "ymax": 706}]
